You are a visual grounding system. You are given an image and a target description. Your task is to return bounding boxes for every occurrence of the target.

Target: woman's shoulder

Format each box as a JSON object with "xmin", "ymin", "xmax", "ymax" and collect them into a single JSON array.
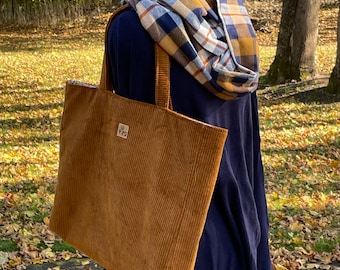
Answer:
[
  {"xmin": 110, "ymin": 5, "xmax": 141, "ymax": 30},
  {"xmin": 108, "ymin": 5, "xmax": 153, "ymax": 48}
]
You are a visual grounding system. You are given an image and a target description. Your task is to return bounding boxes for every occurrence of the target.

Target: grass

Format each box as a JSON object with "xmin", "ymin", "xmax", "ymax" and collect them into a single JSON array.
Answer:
[
  {"xmin": 0, "ymin": 9, "xmax": 339, "ymax": 269},
  {"xmin": 52, "ymin": 241, "xmax": 77, "ymax": 253},
  {"xmin": 0, "ymin": 239, "xmax": 18, "ymax": 252},
  {"xmin": 0, "ymin": 27, "xmax": 105, "ymax": 268}
]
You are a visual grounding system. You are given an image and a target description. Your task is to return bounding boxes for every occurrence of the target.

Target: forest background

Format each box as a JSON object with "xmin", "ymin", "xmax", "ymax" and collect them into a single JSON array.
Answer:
[{"xmin": 0, "ymin": 0, "xmax": 339, "ymax": 269}]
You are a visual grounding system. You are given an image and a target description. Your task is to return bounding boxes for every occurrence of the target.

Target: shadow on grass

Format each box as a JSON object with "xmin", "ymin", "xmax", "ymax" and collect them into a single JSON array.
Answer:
[
  {"xmin": 289, "ymin": 87, "xmax": 340, "ymax": 104},
  {"xmin": 0, "ymin": 102, "xmax": 63, "ymax": 113},
  {"xmin": 25, "ymin": 258, "xmax": 104, "ymax": 270},
  {"xmin": 1, "ymin": 115, "xmax": 60, "ymax": 130},
  {"xmin": 0, "ymin": 30, "xmax": 103, "ymax": 53},
  {"xmin": 258, "ymin": 78, "xmax": 340, "ymax": 105},
  {"xmin": 0, "ymin": 84, "xmax": 63, "ymax": 93},
  {"xmin": 1, "ymin": 135, "xmax": 59, "ymax": 146},
  {"xmin": 2, "ymin": 176, "xmax": 52, "ymax": 190},
  {"xmin": 262, "ymin": 139, "xmax": 339, "ymax": 157}
]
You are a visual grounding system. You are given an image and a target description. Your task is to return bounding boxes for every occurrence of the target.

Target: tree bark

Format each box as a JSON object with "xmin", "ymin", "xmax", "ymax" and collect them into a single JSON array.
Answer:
[
  {"xmin": 265, "ymin": 0, "xmax": 321, "ymax": 84},
  {"xmin": 291, "ymin": 0, "xmax": 320, "ymax": 80},
  {"xmin": 265, "ymin": 0, "xmax": 298, "ymax": 84},
  {"xmin": 326, "ymin": 6, "xmax": 340, "ymax": 95}
]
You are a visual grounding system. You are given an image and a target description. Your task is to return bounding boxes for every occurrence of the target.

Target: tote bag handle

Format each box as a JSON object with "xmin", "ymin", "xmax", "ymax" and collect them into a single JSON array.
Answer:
[{"xmin": 99, "ymin": 4, "xmax": 171, "ymax": 109}]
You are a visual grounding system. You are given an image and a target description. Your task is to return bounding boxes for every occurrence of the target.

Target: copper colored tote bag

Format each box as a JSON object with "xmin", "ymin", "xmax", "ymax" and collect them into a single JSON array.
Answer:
[{"xmin": 49, "ymin": 5, "xmax": 228, "ymax": 270}]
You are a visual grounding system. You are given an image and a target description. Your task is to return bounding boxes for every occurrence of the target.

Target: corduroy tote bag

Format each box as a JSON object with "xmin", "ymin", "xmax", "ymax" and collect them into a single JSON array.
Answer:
[{"xmin": 49, "ymin": 5, "xmax": 228, "ymax": 270}]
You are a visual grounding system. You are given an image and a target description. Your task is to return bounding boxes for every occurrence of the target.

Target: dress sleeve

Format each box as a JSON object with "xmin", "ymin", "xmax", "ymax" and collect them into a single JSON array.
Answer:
[{"xmin": 107, "ymin": 7, "xmax": 156, "ymax": 104}]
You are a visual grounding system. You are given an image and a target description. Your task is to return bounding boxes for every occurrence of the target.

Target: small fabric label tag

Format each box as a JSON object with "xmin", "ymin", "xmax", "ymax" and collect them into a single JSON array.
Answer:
[{"xmin": 117, "ymin": 123, "xmax": 129, "ymax": 139}]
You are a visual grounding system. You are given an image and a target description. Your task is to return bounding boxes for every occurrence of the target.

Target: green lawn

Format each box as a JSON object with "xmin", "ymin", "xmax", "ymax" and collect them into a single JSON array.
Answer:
[{"xmin": 0, "ymin": 23, "xmax": 339, "ymax": 269}]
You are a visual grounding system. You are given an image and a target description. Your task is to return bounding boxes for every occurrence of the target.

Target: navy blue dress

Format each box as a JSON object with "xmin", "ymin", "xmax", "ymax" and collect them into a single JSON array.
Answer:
[{"xmin": 107, "ymin": 7, "xmax": 272, "ymax": 270}]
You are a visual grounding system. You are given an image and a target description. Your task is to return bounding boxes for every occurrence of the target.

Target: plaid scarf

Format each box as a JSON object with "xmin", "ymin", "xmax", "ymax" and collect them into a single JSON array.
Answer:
[{"xmin": 128, "ymin": 0, "xmax": 259, "ymax": 100}]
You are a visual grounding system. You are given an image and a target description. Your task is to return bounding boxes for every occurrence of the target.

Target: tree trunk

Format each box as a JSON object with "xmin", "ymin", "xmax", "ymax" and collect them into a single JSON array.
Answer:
[
  {"xmin": 291, "ymin": 0, "xmax": 320, "ymax": 80},
  {"xmin": 0, "ymin": 0, "xmax": 115, "ymax": 26},
  {"xmin": 265, "ymin": 0, "xmax": 298, "ymax": 84},
  {"xmin": 326, "ymin": 6, "xmax": 340, "ymax": 95},
  {"xmin": 265, "ymin": 0, "xmax": 321, "ymax": 85}
]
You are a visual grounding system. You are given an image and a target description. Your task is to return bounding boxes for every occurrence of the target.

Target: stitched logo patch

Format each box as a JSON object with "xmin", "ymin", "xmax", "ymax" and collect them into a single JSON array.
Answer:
[{"xmin": 117, "ymin": 123, "xmax": 129, "ymax": 139}]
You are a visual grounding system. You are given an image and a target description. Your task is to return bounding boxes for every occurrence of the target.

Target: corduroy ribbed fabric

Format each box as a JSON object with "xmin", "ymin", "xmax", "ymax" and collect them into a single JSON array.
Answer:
[
  {"xmin": 49, "ymin": 5, "xmax": 228, "ymax": 270},
  {"xmin": 107, "ymin": 5, "xmax": 272, "ymax": 269}
]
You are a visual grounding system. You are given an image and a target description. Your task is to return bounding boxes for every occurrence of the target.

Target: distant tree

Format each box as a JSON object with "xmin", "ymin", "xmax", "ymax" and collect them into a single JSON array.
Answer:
[
  {"xmin": 266, "ymin": 0, "xmax": 321, "ymax": 84},
  {"xmin": 326, "ymin": 6, "xmax": 340, "ymax": 95},
  {"xmin": 291, "ymin": 0, "xmax": 320, "ymax": 79},
  {"xmin": 265, "ymin": 0, "xmax": 298, "ymax": 84},
  {"xmin": 0, "ymin": 0, "xmax": 116, "ymax": 26}
]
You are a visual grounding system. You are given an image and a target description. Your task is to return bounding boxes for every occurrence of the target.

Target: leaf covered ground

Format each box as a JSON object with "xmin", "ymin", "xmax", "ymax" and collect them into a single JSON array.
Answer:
[{"xmin": 0, "ymin": 3, "xmax": 339, "ymax": 270}]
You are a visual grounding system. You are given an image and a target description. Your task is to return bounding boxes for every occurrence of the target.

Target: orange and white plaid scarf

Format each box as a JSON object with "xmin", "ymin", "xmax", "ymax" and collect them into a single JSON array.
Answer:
[{"xmin": 128, "ymin": 0, "xmax": 259, "ymax": 100}]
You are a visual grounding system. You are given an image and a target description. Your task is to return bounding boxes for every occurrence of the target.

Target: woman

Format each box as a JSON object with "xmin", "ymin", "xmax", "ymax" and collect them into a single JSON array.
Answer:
[{"xmin": 107, "ymin": 0, "xmax": 272, "ymax": 268}]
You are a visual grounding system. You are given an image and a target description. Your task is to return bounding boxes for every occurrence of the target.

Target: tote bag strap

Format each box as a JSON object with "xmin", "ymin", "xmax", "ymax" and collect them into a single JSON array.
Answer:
[
  {"xmin": 99, "ymin": 4, "xmax": 128, "ymax": 92},
  {"xmin": 154, "ymin": 44, "xmax": 171, "ymax": 108},
  {"xmin": 99, "ymin": 4, "xmax": 171, "ymax": 109}
]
